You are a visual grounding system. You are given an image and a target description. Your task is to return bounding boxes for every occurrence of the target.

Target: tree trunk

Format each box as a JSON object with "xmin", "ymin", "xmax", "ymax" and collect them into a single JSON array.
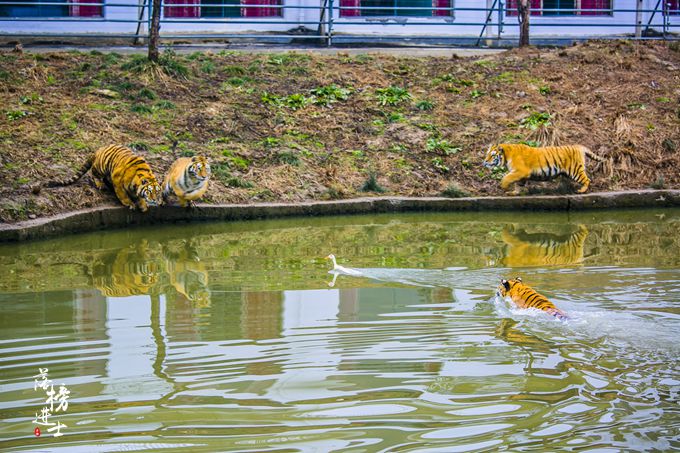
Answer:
[
  {"xmin": 518, "ymin": 0, "xmax": 530, "ymax": 47},
  {"xmin": 148, "ymin": 0, "xmax": 161, "ymax": 62}
]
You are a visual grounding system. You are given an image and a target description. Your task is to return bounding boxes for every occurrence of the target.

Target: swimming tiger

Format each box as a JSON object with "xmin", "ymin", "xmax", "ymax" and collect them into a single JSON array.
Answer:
[
  {"xmin": 46, "ymin": 144, "xmax": 162, "ymax": 212},
  {"xmin": 162, "ymin": 156, "xmax": 211, "ymax": 208},
  {"xmin": 483, "ymin": 144, "xmax": 607, "ymax": 195},
  {"xmin": 497, "ymin": 277, "xmax": 568, "ymax": 321}
]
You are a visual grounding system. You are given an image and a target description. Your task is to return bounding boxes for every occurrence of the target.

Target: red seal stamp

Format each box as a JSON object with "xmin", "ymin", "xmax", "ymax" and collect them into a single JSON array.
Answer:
[{"xmin": 34, "ymin": 427, "xmax": 41, "ymax": 437}]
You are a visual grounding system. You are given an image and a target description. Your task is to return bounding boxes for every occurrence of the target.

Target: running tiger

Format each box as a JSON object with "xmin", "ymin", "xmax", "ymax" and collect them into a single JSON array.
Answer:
[
  {"xmin": 46, "ymin": 144, "xmax": 162, "ymax": 212},
  {"xmin": 497, "ymin": 277, "xmax": 568, "ymax": 321},
  {"xmin": 483, "ymin": 144, "xmax": 607, "ymax": 194},
  {"xmin": 163, "ymin": 156, "xmax": 211, "ymax": 208}
]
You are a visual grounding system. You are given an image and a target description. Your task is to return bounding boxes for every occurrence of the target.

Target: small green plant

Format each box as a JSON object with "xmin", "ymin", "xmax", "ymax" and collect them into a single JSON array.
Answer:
[
  {"xmin": 276, "ymin": 151, "xmax": 300, "ymax": 166},
  {"xmin": 662, "ymin": 138, "xmax": 677, "ymax": 152},
  {"xmin": 520, "ymin": 112, "xmax": 552, "ymax": 130},
  {"xmin": 285, "ymin": 93, "xmax": 310, "ymax": 110},
  {"xmin": 520, "ymin": 140, "xmax": 541, "ymax": 147},
  {"xmin": 387, "ymin": 112, "xmax": 404, "ymax": 123},
  {"xmin": 376, "ymin": 86, "xmax": 412, "ymax": 106},
  {"xmin": 426, "ymin": 138, "xmax": 461, "ymax": 156},
  {"xmin": 626, "ymin": 102, "xmax": 646, "ymax": 110},
  {"xmin": 539, "ymin": 85, "xmax": 551, "ymax": 95},
  {"xmin": 495, "ymin": 72, "xmax": 515, "ymax": 83},
  {"xmin": 6, "ymin": 110, "xmax": 28, "ymax": 121},
  {"xmin": 650, "ymin": 176, "xmax": 666, "ymax": 190},
  {"xmin": 311, "ymin": 84, "xmax": 351, "ymax": 106},
  {"xmin": 225, "ymin": 77, "xmax": 250, "ymax": 87},
  {"xmin": 200, "ymin": 60, "xmax": 216, "ymax": 74},
  {"xmin": 261, "ymin": 137, "xmax": 280, "ymax": 148},
  {"xmin": 155, "ymin": 100, "xmax": 176, "ymax": 110},
  {"xmin": 431, "ymin": 157, "xmax": 449, "ymax": 173},
  {"xmin": 361, "ymin": 172, "xmax": 386, "ymax": 193},
  {"xmin": 441, "ymin": 183, "xmax": 470, "ymax": 198},
  {"xmin": 223, "ymin": 65, "xmax": 246, "ymax": 76},
  {"xmin": 656, "ymin": 97, "xmax": 671, "ymax": 103},
  {"xmin": 19, "ymin": 94, "xmax": 43, "ymax": 104},
  {"xmin": 474, "ymin": 59, "xmax": 498, "ymax": 69},
  {"xmin": 137, "ymin": 87, "xmax": 157, "ymax": 100},
  {"xmin": 227, "ymin": 176, "xmax": 254, "ymax": 188},
  {"xmin": 130, "ymin": 104, "xmax": 153, "ymax": 114},
  {"xmin": 261, "ymin": 91, "xmax": 283, "ymax": 107},
  {"xmin": 470, "ymin": 90, "xmax": 485, "ymax": 99},
  {"xmin": 128, "ymin": 141, "xmax": 149, "ymax": 152},
  {"xmin": 211, "ymin": 162, "xmax": 231, "ymax": 183},
  {"xmin": 416, "ymin": 99, "xmax": 434, "ymax": 111},
  {"xmin": 490, "ymin": 166, "xmax": 508, "ymax": 180},
  {"xmin": 158, "ymin": 49, "xmax": 189, "ymax": 78}
]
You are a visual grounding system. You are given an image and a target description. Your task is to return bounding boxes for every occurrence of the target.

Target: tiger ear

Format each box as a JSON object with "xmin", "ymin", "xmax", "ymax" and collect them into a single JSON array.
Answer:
[
  {"xmin": 501, "ymin": 279, "xmax": 510, "ymax": 290},
  {"xmin": 515, "ymin": 277, "xmax": 522, "ymax": 283}
]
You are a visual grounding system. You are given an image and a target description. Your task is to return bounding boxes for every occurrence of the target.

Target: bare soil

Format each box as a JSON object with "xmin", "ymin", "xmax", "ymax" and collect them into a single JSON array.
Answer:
[{"xmin": 0, "ymin": 40, "xmax": 679, "ymax": 224}]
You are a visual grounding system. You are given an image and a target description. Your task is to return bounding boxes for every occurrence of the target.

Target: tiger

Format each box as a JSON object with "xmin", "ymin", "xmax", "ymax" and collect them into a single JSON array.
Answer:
[
  {"xmin": 91, "ymin": 240, "xmax": 167, "ymax": 298},
  {"xmin": 162, "ymin": 156, "xmax": 211, "ymax": 208},
  {"xmin": 162, "ymin": 240, "xmax": 211, "ymax": 307},
  {"xmin": 497, "ymin": 277, "xmax": 568, "ymax": 321},
  {"xmin": 46, "ymin": 144, "xmax": 162, "ymax": 212},
  {"xmin": 483, "ymin": 143, "xmax": 607, "ymax": 195},
  {"xmin": 500, "ymin": 224, "xmax": 589, "ymax": 267}
]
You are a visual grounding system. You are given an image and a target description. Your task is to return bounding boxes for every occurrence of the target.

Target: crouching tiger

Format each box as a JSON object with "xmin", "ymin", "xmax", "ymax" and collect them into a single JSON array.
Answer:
[
  {"xmin": 46, "ymin": 144, "xmax": 162, "ymax": 212},
  {"xmin": 163, "ymin": 155, "xmax": 211, "ymax": 208},
  {"xmin": 497, "ymin": 277, "xmax": 568, "ymax": 321},
  {"xmin": 484, "ymin": 143, "xmax": 608, "ymax": 195}
]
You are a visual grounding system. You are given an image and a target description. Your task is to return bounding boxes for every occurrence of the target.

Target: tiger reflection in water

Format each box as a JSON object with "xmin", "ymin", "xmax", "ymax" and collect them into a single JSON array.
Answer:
[
  {"xmin": 162, "ymin": 240, "xmax": 211, "ymax": 308},
  {"xmin": 498, "ymin": 224, "xmax": 589, "ymax": 268},
  {"xmin": 90, "ymin": 239, "xmax": 210, "ymax": 306},
  {"xmin": 91, "ymin": 239, "xmax": 167, "ymax": 297}
]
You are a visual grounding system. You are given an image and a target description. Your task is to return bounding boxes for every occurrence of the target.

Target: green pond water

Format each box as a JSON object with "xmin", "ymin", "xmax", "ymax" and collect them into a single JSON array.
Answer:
[{"xmin": 0, "ymin": 209, "xmax": 679, "ymax": 451}]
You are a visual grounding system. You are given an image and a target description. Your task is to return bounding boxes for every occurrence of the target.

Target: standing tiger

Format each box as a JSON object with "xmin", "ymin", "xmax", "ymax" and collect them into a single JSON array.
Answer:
[
  {"xmin": 497, "ymin": 277, "xmax": 568, "ymax": 321},
  {"xmin": 483, "ymin": 144, "xmax": 607, "ymax": 194},
  {"xmin": 46, "ymin": 144, "xmax": 162, "ymax": 212},
  {"xmin": 162, "ymin": 156, "xmax": 211, "ymax": 208}
]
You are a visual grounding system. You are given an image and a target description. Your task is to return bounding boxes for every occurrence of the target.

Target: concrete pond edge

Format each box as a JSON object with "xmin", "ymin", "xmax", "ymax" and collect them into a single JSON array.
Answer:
[{"xmin": 1, "ymin": 189, "xmax": 679, "ymax": 243}]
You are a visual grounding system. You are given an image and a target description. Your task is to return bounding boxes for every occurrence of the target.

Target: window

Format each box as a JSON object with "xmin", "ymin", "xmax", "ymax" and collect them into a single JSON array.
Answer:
[
  {"xmin": 0, "ymin": 0, "xmax": 101, "ymax": 17},
  {"xmin": 340, "ymin": 0, "xmax": 452, "ymax": 17},
  {"xmin": 665, "ymin": 0, "xmax": 679, "ymax": 16},
  {"xmin": 164, "ymin": 0, "xmax": 282, "ymax": 18},
  {"xmin": 505, "ymin": 0, "xmax": 611, "ymax": 16}
]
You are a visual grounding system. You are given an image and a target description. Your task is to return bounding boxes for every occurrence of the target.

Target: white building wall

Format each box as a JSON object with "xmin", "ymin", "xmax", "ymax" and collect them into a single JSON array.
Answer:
[{"xmin": 0, "ymin": 0, "xmax": 677, "ymax": 40}]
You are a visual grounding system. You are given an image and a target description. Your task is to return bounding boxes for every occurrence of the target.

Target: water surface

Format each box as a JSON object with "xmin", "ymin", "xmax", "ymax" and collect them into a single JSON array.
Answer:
[{"xmin": 1, "ymin": 209, "xmax": 679, "ymax": 451}]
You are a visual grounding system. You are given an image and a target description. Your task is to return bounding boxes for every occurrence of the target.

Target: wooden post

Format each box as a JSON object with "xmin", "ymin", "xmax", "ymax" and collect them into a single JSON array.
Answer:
[
  {"xmin": 148, "ymin": 0, "xmax": 161, "ymax": 62},
  {"xmin": 518, "ymin": 0, "xmax": 530, "ymax": 47}
]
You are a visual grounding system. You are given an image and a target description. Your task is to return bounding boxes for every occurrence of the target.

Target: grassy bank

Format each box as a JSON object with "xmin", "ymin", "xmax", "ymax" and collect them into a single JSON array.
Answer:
[{"xmin": 0, "ymin": 40, "xmax": 679, "ymax": 223}]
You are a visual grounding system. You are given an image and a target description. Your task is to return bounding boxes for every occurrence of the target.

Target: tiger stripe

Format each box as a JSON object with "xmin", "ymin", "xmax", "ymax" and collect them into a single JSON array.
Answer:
[{"xmin": 498, "ymin": 277, "xmax": 568, "ymax": 321}]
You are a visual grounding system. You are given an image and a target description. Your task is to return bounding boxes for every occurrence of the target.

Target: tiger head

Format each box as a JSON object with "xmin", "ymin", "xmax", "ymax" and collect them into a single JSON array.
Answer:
[
  {"xmin": 498, "ymin": 277, "xmax": 522, "ymax": 297},
  {"xmin": 188, "ymin": 156, "xmax": 211, "ymax": 182},
  {"xmin": 138, "ymin": 176, "xmax": 163, "ymax": 207},
  {"xmin": 484, "ymin": 144, "xmax": 505, "ymax": 169}
]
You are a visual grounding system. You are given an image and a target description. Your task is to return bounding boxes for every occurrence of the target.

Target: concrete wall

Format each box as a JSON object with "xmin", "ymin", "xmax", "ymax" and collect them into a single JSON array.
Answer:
[{"xmin": 0, "ymin": 0, "xmax": 677, "ymax": 39}]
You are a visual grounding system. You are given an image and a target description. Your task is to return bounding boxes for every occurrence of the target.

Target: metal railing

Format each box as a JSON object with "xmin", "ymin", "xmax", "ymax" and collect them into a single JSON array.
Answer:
[{"xmin": 0, "ymin": 1, "xmax": 677, "ymax": 46}]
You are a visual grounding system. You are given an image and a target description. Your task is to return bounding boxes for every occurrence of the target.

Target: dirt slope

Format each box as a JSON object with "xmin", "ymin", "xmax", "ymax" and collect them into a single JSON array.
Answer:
[{"xmin": 0, "ymin": 40, "xmax": 678, "ymax": 223}]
